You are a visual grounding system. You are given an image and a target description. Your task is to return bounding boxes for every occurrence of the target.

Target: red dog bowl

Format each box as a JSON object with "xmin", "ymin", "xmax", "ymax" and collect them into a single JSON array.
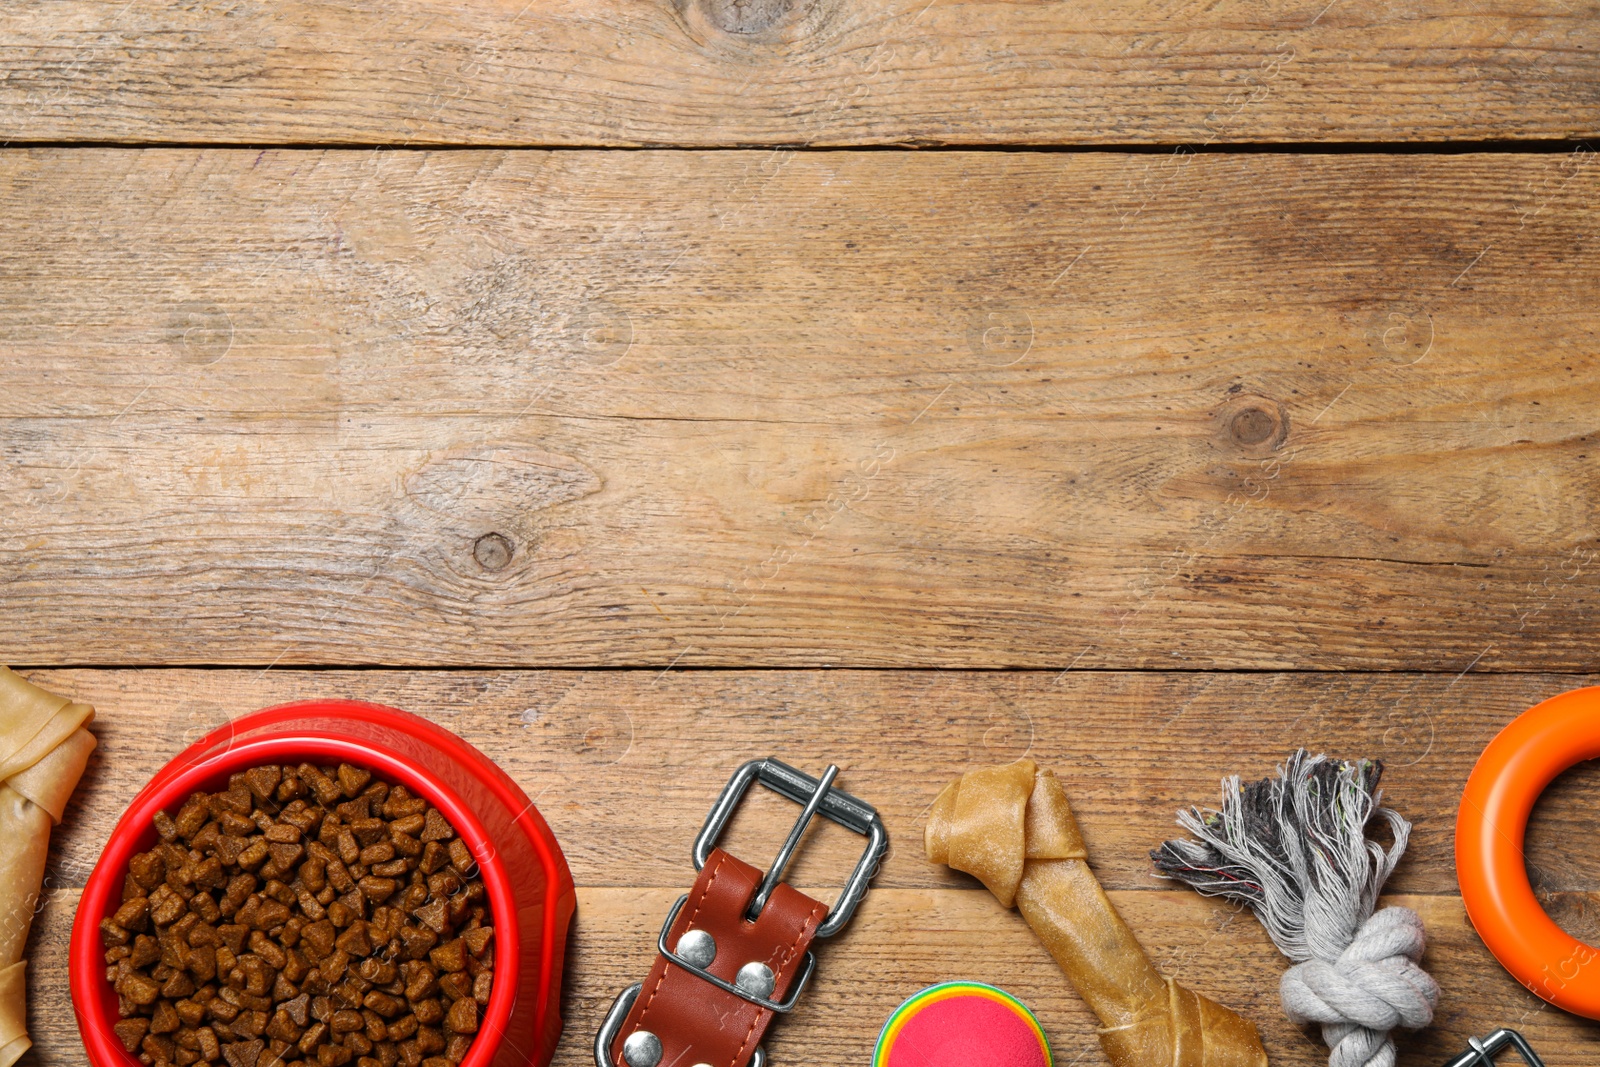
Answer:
[{"xmin": 71, "ymin": 700, "xmax": 576, "ymax": 1067}]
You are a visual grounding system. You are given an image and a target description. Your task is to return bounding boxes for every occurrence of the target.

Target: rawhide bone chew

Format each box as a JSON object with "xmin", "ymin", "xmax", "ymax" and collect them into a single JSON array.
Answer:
[
  {"xmin": 926, "ymin": 760, "xmax": 1266, "ymax": 1067},
  {"xmin": 0, "ymin": 667, "xmax": 98, "ymax": 1067}
]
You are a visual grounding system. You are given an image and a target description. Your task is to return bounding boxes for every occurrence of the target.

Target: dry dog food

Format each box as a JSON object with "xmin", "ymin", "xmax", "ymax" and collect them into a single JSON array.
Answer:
[{"xmin": 100, "ymin": 764, "xmax": 494, "ymax": 1067}]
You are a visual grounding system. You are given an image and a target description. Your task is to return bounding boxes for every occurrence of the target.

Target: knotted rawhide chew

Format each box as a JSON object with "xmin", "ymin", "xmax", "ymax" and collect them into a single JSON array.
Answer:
[
  {"xmin": 926, "ymin": 760, "xmax": 1267, "ymax": 1067},
  {"xmin": 1153, "ymin": 752, "xmax": 1438, "ymax": 1067},
  {"xmin": 0, "ymin": 667, "xmax": 97, "ymax": 1067}
]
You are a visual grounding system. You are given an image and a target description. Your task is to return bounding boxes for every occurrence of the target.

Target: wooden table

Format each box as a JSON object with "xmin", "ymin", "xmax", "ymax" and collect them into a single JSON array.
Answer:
[{"xmin": 3, "ymin": 3, "xmax": 1598, "ymax": 1066}]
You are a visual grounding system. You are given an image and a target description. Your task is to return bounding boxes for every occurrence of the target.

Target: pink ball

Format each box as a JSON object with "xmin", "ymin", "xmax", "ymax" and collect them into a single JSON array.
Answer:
[{"xmin": 874, "ymin": 983, "xmax": 1052, "ymax": 1067}]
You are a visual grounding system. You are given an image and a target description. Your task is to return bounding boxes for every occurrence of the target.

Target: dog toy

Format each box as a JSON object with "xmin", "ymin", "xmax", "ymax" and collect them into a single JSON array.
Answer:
[
  {"xmin": 1457, "ymin": 686, "xmax": 1600, "ymax": 1019},
  {"xmin": 1153, "ymin": 751, "xmax": 1437, "ymax": 1067},
  {"xmin": 926, "ymin": 760, "xmax": 1267, "ymax": 1067},
  {"xmin": 0, "ymin": 667, "xmax": 97, "ymax": 1067},
  {"xmin": 873, "ymin": 982, "xmax": 1051, "ymax": 1067}
]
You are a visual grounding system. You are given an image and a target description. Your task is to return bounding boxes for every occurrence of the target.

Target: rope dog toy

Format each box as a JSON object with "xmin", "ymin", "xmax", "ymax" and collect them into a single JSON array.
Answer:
[{"xmin": 1153, "ymin": 751, "xmax": 1438, "ymax": 1067}]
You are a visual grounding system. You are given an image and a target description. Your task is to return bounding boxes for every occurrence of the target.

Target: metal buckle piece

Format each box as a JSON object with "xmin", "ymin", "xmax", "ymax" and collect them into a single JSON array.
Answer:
[
  {"xmin": 693, "ymin": 757, "xmax": 887, "ymax": 939},
  {"xmin": 1442, "ymin": 1030, "xmax": 1545, "ymax": 1067},
  {"xmin": 594, "ymin": 984, "xmax": 766, "ymax": 1067},
  {"xmin": 595, "ymin": 758, "xmax": 885, "ymax": 1067}
]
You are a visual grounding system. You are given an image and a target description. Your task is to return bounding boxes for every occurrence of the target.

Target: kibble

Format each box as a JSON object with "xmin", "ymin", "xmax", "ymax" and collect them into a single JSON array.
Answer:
[{"xmin": 103, "ymin": 766, "xmax": 494, "ymax": 1067}]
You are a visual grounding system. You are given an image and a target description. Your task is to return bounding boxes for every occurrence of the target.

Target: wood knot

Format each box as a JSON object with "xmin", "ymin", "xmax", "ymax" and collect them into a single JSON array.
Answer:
[
  {"xmin": 699, "ymin": 0, "xmax": 793, "ymax": 33},
  {"xmin": 1215, "ymin": 394, "xmax": 1289, "ymax": 454},
  {"xmin": 1231, "ymin": 407, "xmax": 1276, "ymax": 445},
  {"xmin": 472, "ymin": 532, "xmax": 515, "ymax": 572}
]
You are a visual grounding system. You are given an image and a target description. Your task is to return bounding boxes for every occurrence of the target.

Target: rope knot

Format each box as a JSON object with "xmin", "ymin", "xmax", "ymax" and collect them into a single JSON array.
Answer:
[
  {"xmin": 1280, "ymin": 907, "xmax": 1440, "ymax": 1067},
  {"xmin": 1155, "ymin": 752, "xmax": 1441, "ymax": 1067}
]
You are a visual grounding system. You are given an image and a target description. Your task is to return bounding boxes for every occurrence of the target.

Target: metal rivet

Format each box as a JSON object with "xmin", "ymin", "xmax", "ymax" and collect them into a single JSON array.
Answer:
[
  {"xmin": 622, "ymin": 1031, "xmax": 662, "ymax": 1067},
  {"xmin": 735, "ymin": 961, "xmax": 776, "ymax": 999},
  {"xmin": 676, "ymin": 928, "xmax": 717, "ymax": 968}
]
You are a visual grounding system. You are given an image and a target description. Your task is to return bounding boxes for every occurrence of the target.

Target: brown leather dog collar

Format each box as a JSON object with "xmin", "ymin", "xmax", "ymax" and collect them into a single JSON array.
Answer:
[{"xmin": 595, "ymin": 759, "xmax": 887, "ymax": 1067}]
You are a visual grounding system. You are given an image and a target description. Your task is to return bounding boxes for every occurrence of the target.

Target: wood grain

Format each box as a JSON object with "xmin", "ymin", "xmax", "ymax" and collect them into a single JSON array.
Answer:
[
  {"xmin": 1, "ymin": 1, "xmax": 1597, "ymax": 145},
  {"xmin": 4, "ymin": 149, "xmax": 1599, "ymax": 670},
  {"xmin": 11, "ymin": 8, "xmax": 1598, "ymax": 1067},
  {"xmin": 17, "ymin": 668, "xmax": 1600, "ymax": 1067},
  {"xmin": 19, "ymin": 668, "xmax": 1600, "ymax": 898}
]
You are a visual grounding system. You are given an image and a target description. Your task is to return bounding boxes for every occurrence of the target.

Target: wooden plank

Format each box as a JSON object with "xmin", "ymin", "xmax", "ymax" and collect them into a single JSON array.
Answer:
[
  {"xmin": 3, "ymin": 149, "xmax": 1600, "ymax": 670},
  {"xmin": 31, "ymin": 886, "xmax": 1600, "ymax": 1067},
  {"xmin": 1, "ymin": 1, "xmax": 1597, "ymax": 145},
  {"xmin": 22, "ymin": 667, "xmax": 1600, "ymax": 1064},
  {"xmin": 20, "ymin": 668, "xmax": 1600, "ymax": 899}
]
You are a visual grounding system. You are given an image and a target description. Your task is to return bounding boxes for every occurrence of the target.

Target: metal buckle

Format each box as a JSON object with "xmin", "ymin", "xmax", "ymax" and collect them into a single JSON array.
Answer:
[
  {"xmin": 594, "ymin": 758, "xmax": 887, "ymax": 1067},
  {"xmin": 1442, "ymin": 1030, "xmax": 1545, "ymax": 1067},
  {"xmin": 694, "ymin": 757, "xmax": 887, "ymax": 939}
]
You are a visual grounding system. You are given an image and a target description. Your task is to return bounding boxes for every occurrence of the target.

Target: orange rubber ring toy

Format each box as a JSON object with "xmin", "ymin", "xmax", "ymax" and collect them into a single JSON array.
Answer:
[{"xmin": 1457, "ymin": 685, "xmax": 1600, "ymax": 1018}]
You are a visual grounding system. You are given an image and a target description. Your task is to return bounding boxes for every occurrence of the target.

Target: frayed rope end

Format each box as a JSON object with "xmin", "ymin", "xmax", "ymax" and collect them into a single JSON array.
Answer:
[{"xmin": 1152, "ymin": 751, "xmax": 1438, "ymax": 1067}]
